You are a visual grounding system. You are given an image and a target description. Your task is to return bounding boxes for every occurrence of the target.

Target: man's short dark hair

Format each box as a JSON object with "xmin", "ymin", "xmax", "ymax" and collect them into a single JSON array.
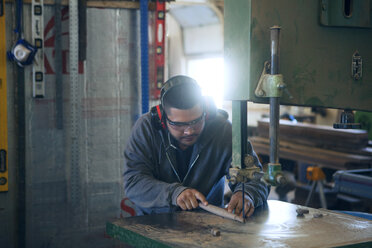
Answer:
[{"xmin": 161, "ymin": 75, "xmax": 203, "ymax": 115}]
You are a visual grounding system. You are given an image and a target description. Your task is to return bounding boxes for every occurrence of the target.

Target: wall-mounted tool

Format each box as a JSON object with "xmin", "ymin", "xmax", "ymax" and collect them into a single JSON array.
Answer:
[
  {"xmin": 0, "ymin": 150, "xmax": 7, "ymax": 188},
  {"xmin": 7, "ymin": 39, "xmax": 37, "ymax": 67},
  {"xmin": 152, "ymin": 0, "xmax": 166, "ymax": 100},
  {"xmin": 7, "ymin": 0, "xmax": 37, "ymax": 68},
  {"xmin": 0, "ymin": 1, "xmax": 8, "ymax": 192},
  {"xmin": 31, "ymin": 0, "xmax": 45, "ymax": 98}
]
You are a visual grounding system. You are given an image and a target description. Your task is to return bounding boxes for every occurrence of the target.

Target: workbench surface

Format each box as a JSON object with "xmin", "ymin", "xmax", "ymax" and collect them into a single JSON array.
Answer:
[{"xmin": 106, "ymin": 200, "xmax": 372, "ymax": 248}]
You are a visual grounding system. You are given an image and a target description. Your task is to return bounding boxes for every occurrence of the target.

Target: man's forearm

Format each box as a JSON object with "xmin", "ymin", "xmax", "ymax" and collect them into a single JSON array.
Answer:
[{"xmin": 124, "ymin": 172, "xmax": 187, "ymax": 209}]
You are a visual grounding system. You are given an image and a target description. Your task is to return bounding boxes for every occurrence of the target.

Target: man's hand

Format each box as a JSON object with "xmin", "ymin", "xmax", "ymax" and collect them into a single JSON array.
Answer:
[
  {"xmin": 176, "ymin": 189, "xmax": 208, "ymax": 210},
  {"xmin": 227, "ymin": 191, "xmax": 254, "ymax": 218}
]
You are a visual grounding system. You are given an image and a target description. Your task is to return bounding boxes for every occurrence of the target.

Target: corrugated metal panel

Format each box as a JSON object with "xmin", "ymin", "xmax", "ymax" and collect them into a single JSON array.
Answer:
[{"xmin": 1, "ymin": 4, "xmax": 143, "ymax": 247}]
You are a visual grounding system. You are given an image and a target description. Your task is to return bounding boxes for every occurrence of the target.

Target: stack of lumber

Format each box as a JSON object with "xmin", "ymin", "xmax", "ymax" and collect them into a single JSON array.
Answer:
[
  {"xmin": 250, "ymin": 119, "xmax": 372, "ymax": 169},
  {"xmin": 256, "ymin": 118, "xmax": 369, "ymax": 152}
]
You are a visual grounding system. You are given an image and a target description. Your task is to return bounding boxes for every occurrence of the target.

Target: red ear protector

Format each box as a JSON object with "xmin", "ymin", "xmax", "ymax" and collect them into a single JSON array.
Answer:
[{"xmin": 150, "ymin": 104, "xmax": 166, "ymax": 130}]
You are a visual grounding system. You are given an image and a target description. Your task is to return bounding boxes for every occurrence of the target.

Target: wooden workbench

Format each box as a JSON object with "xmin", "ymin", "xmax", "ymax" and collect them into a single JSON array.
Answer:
[{"xmin": 106, "ymin": 200, "xmax": 372, "ymax": 248}]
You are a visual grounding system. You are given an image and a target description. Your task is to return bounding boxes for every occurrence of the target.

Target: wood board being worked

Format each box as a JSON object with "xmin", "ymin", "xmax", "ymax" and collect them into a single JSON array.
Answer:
[{"xmin": 107, "ymin": 200, "xmax": 372, "ymax": 248}]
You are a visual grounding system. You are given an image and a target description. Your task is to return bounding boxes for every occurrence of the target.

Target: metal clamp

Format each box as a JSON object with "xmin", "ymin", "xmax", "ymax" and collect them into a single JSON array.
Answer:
[
  {"xmin": 255, "ymin": 61, "xmax": 290, "ymax": 98},
  {"xmin": 229, "ymin": 167, "xmax": 264, "ymax": 184},
  {"xmin": 352, "ymin": 51, "xmax": 362, "ymax": 80},
  {"xmin": 263, "ymin": 163, "xmax": 286, "ymax": 186}
]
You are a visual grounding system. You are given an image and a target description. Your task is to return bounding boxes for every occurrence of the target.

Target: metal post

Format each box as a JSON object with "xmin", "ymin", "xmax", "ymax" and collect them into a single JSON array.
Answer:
[
  {"xmin": 69, "ymin": 0, "xmax": 80, "ymax": 209},
  {"xmin": 240, "ymin": 101, "xmax": 247, "ymax": 219},
  {"xmin": 240, "ymin": 101, "xmax": 247, "ymax": 168},
  {"xmin": 55, "ymin": 0, "xmax": 63, "ymax": 129},
  {"xmin": 269, "ymin": 26, "xmax": 280, "ymax": 164},
  {"xmin": 140, "ymin": 0, "xmax": 149, "ymax": 113},
  {"xmin": 15, "ymin": 1, "xmax": 26, "ymax": 245},
  {"xmin": 318, "ymin": 181, "xmax": 327, "ymax": 209},
  {"xmin": 305, "ymin": 181, "xmax": 317, "ymax": 206},
  {"xmin": 231, "ymin": 101, "xmax": 243, "ymax": 169}
]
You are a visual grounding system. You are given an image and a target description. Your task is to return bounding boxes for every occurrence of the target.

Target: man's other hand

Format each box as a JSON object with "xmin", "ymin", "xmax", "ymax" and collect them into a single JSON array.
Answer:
[
  {"xmin": 176, "ymin": 189, "xmax": 208, "ymax": 210},
  {"xmin": 227, "ymin": 191, "xmax": 254, "ymax": 218}
]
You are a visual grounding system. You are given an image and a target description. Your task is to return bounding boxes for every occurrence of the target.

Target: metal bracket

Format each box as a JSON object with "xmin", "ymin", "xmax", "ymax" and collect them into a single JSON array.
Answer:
[
  {"xmin": 255, "ymin": 61, "xmax": 288, "ymax": 98},
  {"xmin": 352, "ymin": 51, "xmax": 362, "ymax": 80},
  {"xmin": 229, "ymin": 166, "xmax": 264, "ymax": 184},
  {"xmin": 263, "ymin": 163, "xmax": 286, "ymax": 186}
]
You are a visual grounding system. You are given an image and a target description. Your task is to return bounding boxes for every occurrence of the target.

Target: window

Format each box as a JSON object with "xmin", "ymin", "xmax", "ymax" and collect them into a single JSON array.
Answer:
[{"xmin": 187, "ymin": 57, "xmax": 224, "ymax": 108}]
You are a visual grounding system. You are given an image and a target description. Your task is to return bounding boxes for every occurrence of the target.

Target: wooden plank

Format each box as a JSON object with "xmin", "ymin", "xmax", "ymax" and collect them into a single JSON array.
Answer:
[
  {"xmin": 257, "ymin": 119, "xmax": 369, "ymax": 151},
  {"xmin": 250, "ymin": 136, "xmax": 372, "ymax": 170},
  {"xmin": 107, "ymin": 200, "xmax": 372, "ymax": 248}
]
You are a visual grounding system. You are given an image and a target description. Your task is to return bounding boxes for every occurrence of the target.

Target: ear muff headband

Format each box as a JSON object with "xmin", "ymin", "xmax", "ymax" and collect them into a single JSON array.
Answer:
[
  {"xmin": 152, "ymin": 75, "xmax": 202, "ymax": 130},
  {"xmin": 160, "ymin": 76, "xmax": 200, "ymax": 107}
]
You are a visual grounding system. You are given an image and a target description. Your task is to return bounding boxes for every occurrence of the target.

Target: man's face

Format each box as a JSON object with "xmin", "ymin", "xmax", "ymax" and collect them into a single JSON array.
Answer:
[{"xmin": 165, "ymin": 103, "xmax": 205, "ymax": 150}]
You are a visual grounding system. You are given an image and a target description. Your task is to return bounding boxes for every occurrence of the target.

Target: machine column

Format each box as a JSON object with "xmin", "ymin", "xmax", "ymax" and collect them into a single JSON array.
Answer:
[{"xmin": 269, "ymin": 26, "xmax": 280, "ymax": 165}]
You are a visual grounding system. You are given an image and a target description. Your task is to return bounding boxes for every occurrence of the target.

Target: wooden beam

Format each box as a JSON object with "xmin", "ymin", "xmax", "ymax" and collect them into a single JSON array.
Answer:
[
  {"xmin": 250, "ymin": 136, "xmax": 372, "ymax": 170},
  {"xmin": 5, "ymin": 0, "xmax": 156, "ymax": 9}
]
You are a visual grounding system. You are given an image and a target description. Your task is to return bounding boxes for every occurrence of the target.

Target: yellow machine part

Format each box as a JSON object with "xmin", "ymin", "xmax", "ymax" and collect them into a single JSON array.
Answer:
[
  {"xmin": 306, "ymin": 167, "xmax": 325, "ymax": 181},
  {"xmin": 0, "ymin": 7, "xmax": 8, "ymax": 192}
]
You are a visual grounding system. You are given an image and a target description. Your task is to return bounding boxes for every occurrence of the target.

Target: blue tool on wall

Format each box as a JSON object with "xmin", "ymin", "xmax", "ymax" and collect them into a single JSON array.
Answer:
[
  {"xmin": 7, "ymin": 0, "xmax": 37, "ymax": 67},
  {"xmin": 8, "ymin": 39, "xmax": 37, "ymax": 67}
]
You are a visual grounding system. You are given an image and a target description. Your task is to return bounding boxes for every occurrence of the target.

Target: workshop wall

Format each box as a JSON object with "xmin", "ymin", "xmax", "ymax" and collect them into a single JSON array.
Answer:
[
  {"xmin": 166, "ymin": 13, "xmax": 186, "ymax": 77},
  {"xmin": 1, "ymin": 4, "xmax": 144, "ymax": 247}
]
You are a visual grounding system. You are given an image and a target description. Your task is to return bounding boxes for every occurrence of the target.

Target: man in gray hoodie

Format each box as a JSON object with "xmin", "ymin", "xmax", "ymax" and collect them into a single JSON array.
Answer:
[{"xmin": 123, "ymin": 75, "xmax": 269, "ymax": 217}]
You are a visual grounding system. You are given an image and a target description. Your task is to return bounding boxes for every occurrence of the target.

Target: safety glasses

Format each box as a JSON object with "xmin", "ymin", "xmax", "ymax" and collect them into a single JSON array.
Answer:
[{"xmin": 166, "ymin": 112, "xmax": 206, "ymax": 132}]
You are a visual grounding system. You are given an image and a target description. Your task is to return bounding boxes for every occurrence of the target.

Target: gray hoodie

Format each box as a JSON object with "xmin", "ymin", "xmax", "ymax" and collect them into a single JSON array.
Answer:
[{"xmin": 123, "ymin": 109, "xmax": 269, "ymax": 215}]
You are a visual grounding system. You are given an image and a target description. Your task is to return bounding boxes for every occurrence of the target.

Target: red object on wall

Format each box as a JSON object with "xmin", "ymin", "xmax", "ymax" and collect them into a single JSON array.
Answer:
[
  {"xmin": 152, "ymin": 0, "xmax": 166, "ymax": 100},
  {"xmin": 120, "ymin": 197, "xmax": 136, "ymax": 217}
]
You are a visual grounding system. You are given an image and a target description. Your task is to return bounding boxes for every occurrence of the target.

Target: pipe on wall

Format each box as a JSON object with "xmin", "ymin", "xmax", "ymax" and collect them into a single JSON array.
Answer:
[{"xmin": 140, "ymin": 0, "xmax": 149, "ymax": 114}]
